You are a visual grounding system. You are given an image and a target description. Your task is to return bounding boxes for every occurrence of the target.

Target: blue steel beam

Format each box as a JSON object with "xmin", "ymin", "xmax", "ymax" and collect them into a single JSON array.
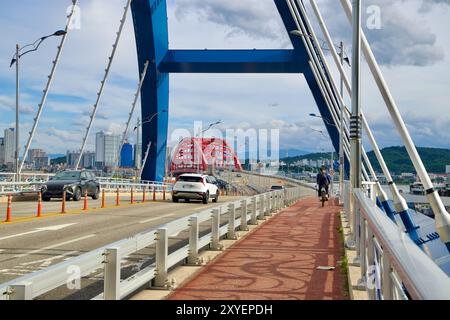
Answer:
[
  {"xmin": 130, "ymin": 0, "xmax": 349, "ymax": 181},
  {"xmin": 159, "ymin": 50, "xmax": 305, "ymax": 73},
  {"xmin": 131, "ymin": 0, "xmax": 169, "ymax": 182}
]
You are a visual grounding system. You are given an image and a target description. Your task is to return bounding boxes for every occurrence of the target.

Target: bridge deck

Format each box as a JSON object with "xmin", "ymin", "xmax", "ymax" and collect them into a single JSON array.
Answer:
[{"xmin": 168, "ymin": 198, "xmax": 348, "ymax": 300}]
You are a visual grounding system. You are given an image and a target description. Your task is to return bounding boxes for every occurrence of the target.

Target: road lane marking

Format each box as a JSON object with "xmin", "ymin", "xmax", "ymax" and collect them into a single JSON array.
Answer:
[
  {"xmin": 139, "ymin": 214, "xmax": 176, "ymax": 224},
  {"xmin": 20, "ymin": 250, "xmax": 79, "ymax": 267},
  {"xmin": 0, "ymin": 223, "xmax": 77, "ymax": 241},
  {"xmin": 13, "ymin": 234, "xmax": 96, "ymax": 259}
]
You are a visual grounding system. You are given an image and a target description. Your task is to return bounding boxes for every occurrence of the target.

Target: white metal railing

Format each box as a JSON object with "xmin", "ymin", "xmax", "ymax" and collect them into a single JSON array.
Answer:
[
  {"xmin": 0, "ymin": 187, "xmax": 305, "ymax": 300},
  {"xmin": 0, "ymin": 177, "xmax": 172, "ymax": 195},
  {"xmin": 347, "ymin": 186, "xmax": 450, "ymax": 300}
]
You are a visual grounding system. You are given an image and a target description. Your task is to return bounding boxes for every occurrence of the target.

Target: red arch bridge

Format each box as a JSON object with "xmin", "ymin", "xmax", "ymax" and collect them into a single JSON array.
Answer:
[{"xmin": 169, "ymin": 138, "xmax": 243, "ymax": 175}]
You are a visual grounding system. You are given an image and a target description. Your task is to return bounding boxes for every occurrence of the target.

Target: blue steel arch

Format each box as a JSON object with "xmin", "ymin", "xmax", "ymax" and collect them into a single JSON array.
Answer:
[{"xmin": 131, "ymin": 0, "xmax": 348, "ymax": 182}]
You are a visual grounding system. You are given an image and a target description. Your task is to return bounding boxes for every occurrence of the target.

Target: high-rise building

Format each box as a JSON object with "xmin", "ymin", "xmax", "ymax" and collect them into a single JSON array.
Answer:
[
  {"xmin": 66, "ymin": 151, "xmax": 80, "ymax": 168},
  {"xmin": 82, "ymin": 151, "xmax": 96, "ymax": 169},
  {"xmin": 66, "ymin": 150, "xmax": 95, "ymax": 169},
  {"xmin": 134, "ymin": 142, "xmax": 142, "ymax": 169},
  {"xmin": 95, "ymin": 132, "xmax": 105, "ymax": 168},
  {"xmin": 26, "ymin": 149, "xmax": 49, "ymax": 169},
  {"xmin": 4, "ymin": 128, "xmax": 15, "ymax": 165},
  {"xmin": 34, "ymin": 156, "xmax": 50, "ymax": 169},
  {"xmin": 120, "ymin": 142, "xmax": 134, "ymax": 168},
  {"xmin": 0, "ymin": 137, "xmax": 4, "ymax": 165},
  {"xmin": 95, "ymin": 131, "xmax": 121, "ymax": 168}
]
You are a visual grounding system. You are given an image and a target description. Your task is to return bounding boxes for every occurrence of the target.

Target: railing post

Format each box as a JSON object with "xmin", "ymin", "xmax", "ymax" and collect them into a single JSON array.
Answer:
[
  {"xmin": 116, "ymin": 188, "xmax": 120, "ymax": 206},
  {"xmin": 153, "ymin": 186, "xmax": 156, "ymax": 201},
  {"xmin": 188, "ymin": 216, "xmax": 199, "ymax": 265},
  {"xmin": 356, "ymin": 217, "xmax": 367, "ymax": 290},
  {"xmin": 103, "ymin": 247, "xmax": 120, "ymax": 300},
  {"xmin": 381, "ymin": 253, "xmax": 393, "ymax": 300},
  {"xmin": 258, "ymin": 195, "xmax": 265, "ymax": 220},
  {"xmin": 155, "ymin": 228, "xmax": 168, "ymax": 287},
  {"xmin": 367, "ymin": 229, "xmax": 376, "ymax": 299},
  {"xmin": 211, "ymin": 208, "xmax": 221, "ymax": 250},
  {"xmin": 265, "ymin": 194, "xmax": 271, "ymax": 217},
  {"xmin": 9, "ymin": 282, "xmax": 33, "ymax": 300},
  {"xmin": 228, "ymin": 203, "xmax": 236, "ymax": 240},
  {"xmin": 250, "ymin": 197, "xmax": 258, "ymax": 225},
  {"xmin": 240, "ymin": 199, "xmax": 249, "ymax": 231}
]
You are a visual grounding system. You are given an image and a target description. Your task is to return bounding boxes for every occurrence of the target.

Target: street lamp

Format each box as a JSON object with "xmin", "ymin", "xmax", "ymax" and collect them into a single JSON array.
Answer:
[
  {"xmin": 308, "ymin": 127, "xmax": 336, "ymax": 196},
  {"xmin": 9, "ymin": 30, "xmax": 67, "ymax": 183},
  {"xmin": 196, "ymin": 120, "xmax": 223, "ymax": 137},
  {"xmin": 309, "ymin": 113, "xmax": 345, "ymax": 199},
  {"xmin": 194, "ymin": 120, "xmax": 223, "ymax": 174}
]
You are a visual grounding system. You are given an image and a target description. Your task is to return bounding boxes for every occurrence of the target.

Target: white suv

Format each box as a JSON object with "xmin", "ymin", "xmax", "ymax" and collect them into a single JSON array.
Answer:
[{"xmin": 172, "ymin": 174, "xmax": 220, "ymax": 204}]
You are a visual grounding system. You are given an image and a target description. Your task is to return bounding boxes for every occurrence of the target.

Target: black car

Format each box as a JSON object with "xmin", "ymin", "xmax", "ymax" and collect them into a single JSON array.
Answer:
[{"xmin": 42, "ymin": 170, "xmax": 100, "ymax": 201}]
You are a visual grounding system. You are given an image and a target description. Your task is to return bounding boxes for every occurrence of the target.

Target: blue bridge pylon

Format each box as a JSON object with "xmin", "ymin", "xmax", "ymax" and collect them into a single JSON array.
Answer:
[{"xmin": 131, "ymin": 0, "xmax": 347, "ymax": 181}]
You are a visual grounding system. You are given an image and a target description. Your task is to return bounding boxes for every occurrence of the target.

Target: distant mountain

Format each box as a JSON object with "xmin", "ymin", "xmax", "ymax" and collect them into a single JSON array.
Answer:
[
  {"xmin": 50, "ymin": 156, "xmax": 66, "ymax": 165},
  {"xmin": 281, "ymin": 146, "xmax": 450, "ymax": 174},
  {"xmin": 367, "ymin": 146, "xmax": 450, "ymax": 174},
  {"xmin": 279, "ymin": 149, "xmax": 311, "ymax": 158},
  {"xmin": 48, "ymin": 154, "xmax": 65, "ymax": 160},
  {"xmin": 282, "ymin": 151, "xmax": 337, "ymax": 163}
]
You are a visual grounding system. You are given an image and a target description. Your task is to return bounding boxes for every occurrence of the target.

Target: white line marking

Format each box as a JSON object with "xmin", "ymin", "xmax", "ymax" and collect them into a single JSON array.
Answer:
[
  {"xmin": 139, "ymin": 214, "xmax": 176, "ymax": 224},
  {"xmin": 20, "ymin": 250, "xmax": 79, "ymax": 267},
  {"xmin": 0, "ymin": 223, "xmax": 78, "ymax": 241},
  {"xmin": 13, "ymin": 234, "xmax": 96, "ymax": 259}
]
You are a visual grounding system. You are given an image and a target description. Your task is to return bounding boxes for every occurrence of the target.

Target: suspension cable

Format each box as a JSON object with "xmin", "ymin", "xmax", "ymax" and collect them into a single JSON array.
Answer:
[{"xmin": 75, "ymin": 0, "xmax": 132, "ymax": 169}]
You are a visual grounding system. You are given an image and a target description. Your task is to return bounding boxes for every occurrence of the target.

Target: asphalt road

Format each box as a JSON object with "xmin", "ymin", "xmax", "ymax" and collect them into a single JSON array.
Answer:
[{"xmin": 0, "ymin": 195, "xmax": 244, "ymax": 299}]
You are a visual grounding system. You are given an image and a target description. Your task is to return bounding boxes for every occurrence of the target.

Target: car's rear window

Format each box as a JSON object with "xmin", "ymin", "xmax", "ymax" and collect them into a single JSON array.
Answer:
[
  {"xmin": 178, "ymin": 176, "xmax": 203, "ymax": 183},
  {"xmin": 271, "ymin": 185, "xmax": 283, "ymax": 190}
]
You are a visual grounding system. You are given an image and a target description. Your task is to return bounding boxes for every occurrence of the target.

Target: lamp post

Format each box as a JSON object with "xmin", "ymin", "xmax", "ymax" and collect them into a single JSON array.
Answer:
[
  {"xmin": 309, "ymin": 114, "xmax": 341, "ymax": 196},
  {"xmin": 196, "ymin": 120, "xmax": 222, "ymax": 138},
  {"xmin": 308, "ymin": 127, "xmax": 335, "ymax": 196},
  {"xmin": 10, "ymin": 30, "xmax": 67, "ymax": 184},
  {"xmin": 195, "ymin": 120, "xmax": 222, "ymax": 174}
]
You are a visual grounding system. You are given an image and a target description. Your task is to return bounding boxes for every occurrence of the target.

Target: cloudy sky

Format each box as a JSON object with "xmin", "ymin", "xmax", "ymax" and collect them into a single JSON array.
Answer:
[{"xmin": 0, "ymin": 0, "xmax": 449, "ymax": 156}]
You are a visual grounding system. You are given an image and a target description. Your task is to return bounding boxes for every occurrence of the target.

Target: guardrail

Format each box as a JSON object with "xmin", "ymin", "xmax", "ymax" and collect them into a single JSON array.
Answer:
[
  {"xmin": 0, "ymin": 187, "xmax": 305, "ymax": 300},
  {"xmin": 349, "ymin": 188, "xmax": 450, "ymax": 300},
  {"xmin": 0, "ymin": 179, "xmax": 172, "ymax": 196}
]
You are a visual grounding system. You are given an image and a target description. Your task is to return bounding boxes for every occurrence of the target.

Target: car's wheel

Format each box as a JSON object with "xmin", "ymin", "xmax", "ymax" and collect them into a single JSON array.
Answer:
[
  {"xmin": 43, "ymin": 197, "xmax": 51, "ymax": 202},
  {"xmin": 212, "ymin": 191, "xmax": 219, "ymax": 203},
  {"xmin": 172, "ymin": 196, "xmax": 179, "ymax": 203},
  {"xmin": 92, "ymin": 187, "xmax": 100, "ymax": 200},
  {"xmin": 203, "ymin": 192, "xmax": 209, "ymax": 204},
  {"xmin": 73, "ymin": 187, "xmax": 82, "ymax": 202}
]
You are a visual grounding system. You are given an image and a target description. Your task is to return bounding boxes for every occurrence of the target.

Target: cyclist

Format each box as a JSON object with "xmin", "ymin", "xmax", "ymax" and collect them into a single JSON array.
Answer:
[{"xmin": 316, "ymin": 166, "xmax": 332, "ymax": 200}]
